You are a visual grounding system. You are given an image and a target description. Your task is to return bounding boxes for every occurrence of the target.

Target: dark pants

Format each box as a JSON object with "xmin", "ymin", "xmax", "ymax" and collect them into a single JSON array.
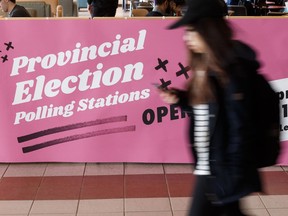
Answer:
[{"xmin": 188, "ymin": 175, "xmax": 247, "ymax": 216}]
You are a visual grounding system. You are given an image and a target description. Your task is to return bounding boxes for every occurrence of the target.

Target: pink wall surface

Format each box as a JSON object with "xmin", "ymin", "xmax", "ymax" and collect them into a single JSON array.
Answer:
[{"xmin": 0, "ymin": 18, "xmax": 287, "ymax": 164}]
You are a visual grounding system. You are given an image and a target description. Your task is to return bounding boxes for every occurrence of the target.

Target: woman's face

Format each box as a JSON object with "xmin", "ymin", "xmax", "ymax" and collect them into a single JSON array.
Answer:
[{"xmin": 183, "ymin": 26, "xmax": 207, "ymax": 53}]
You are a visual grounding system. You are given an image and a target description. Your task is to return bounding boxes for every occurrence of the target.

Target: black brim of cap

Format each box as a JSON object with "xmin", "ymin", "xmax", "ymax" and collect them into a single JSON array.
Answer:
[
  {"xmin": 167, "ymin": 18, "xmax": 185, "ymax": 29},
  {"xmin": 167, "ymin": 0, "xmax": 228, "ymax": 30}
]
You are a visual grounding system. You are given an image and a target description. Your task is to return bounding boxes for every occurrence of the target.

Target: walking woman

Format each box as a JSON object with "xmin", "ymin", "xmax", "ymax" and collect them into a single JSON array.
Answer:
[{"xmin": 159, "ymin": 0, "xmax": 262, "ymax": 215}]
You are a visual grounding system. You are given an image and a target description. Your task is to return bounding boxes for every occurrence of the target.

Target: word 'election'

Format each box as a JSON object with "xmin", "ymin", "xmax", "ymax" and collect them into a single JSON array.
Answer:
[{"xmin": 11, "ymin": 30, "xmax": 147, "ymax": 105}]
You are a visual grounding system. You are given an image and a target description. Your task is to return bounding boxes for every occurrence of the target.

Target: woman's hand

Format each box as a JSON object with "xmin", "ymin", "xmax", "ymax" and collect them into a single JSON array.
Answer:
[{"xmin": 158, "ymin": 89, "xmax": 179, "ymax": 104}]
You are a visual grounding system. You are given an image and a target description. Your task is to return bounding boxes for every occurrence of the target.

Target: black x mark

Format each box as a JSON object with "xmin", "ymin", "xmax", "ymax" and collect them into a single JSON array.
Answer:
[
  {"xmin": 155, "ymin": 58, "xmax": 168, "ymax": 72},
  {"xmin": 159, "ymin": 78, "xmax": 172, "ymax": 89},
  {"xmin": 4, "ymin": 42, "xmax": 14, "ymax": 51},
  {"xmin": 176, "ymin": 63, "xmax": 191, "ymax": 79},
  {"xmin": 1, "ymin": 55, "xmax": 8, "ymax": 63}
]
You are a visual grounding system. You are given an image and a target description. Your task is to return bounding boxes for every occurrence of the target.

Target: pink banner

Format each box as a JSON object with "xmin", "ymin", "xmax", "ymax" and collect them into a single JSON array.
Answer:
[{"xmin": 0, "ymin": 18, "xmax": 287, "ymax": 164}]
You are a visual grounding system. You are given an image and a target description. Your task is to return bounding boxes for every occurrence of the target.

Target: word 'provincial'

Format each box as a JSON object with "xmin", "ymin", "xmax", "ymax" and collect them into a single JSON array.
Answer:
[
  {"xmin": 10, "ymin": 30, "xmax": 146, "ymax": 76},
  {"xmin": 11, "ymin": 30, "xmax": 147, "ymax": 105}
]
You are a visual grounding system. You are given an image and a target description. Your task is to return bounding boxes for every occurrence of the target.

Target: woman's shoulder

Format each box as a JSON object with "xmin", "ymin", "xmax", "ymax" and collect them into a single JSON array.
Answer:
[
  {"xmin": 229, "ymin": 40, "xmax": 261, "ymax": 77},
  {"xmin": 232, "ymin": 40, "xmax": 258, "ymax": 63}
]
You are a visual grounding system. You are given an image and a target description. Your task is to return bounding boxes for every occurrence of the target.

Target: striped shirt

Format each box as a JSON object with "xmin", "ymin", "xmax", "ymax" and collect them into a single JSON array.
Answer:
[{"xmin": 193, "ymin": 104, "xmax": 211, "ymax": 175}]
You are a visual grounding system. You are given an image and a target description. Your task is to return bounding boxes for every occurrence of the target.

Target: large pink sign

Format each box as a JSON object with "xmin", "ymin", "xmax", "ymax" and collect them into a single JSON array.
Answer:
[{"xmin": 0, "ymin": 18, "xmax": 287, "ymax": 164}]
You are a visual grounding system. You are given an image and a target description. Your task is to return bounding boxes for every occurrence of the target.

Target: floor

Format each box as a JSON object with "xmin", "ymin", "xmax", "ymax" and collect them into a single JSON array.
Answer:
[{"xmin": 0, "ymin": 163, "xmax": 287, "ymax": 216}]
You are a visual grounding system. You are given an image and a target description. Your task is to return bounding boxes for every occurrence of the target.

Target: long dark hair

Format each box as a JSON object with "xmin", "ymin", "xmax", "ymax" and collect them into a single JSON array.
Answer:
[{"xmin": 187, "ymin": 17, "xmax": 234, "ymax": 105}]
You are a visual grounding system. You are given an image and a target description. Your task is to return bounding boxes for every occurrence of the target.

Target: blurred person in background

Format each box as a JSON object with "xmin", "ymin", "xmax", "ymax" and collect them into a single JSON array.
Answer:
[
  {"xmin": 168, "ymin": 0, "xmax": 186, "ymax": 16},
  {"xmin": 146, "ymin": 0, "xmax": 185, "ymax": 16},
  {"xmin": 227, "ymin": 0, "xmax": 240, "ymax": 4},
  {"xmin": 146, "ymin": 0, "xmax": 170, "ymax": 16},
  {"xmin": 158, "ymin": 0, "xmax": 262, "ymax": 215},
  {"xmin": 0, "ymin": 0, "xmax": 31, "ymax": 17},
  {"xmin": 87, "ymin": 0, "xmax": 118, "ymax": 18}
]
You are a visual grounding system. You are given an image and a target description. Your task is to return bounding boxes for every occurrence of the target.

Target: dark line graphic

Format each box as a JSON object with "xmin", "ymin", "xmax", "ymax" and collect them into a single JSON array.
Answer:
[
  {"xmin": 18, "ymin": 115, "xmax": 127, "ymax": 143},
  {"xmin": 22, "ymin": 125, "xmax": 136, "ymax": 153}
]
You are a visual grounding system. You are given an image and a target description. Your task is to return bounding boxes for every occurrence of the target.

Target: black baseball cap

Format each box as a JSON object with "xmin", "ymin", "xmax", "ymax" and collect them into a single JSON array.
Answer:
[{"xmin": 168, "ymin": 0, "xmax": 228, "ymax": 29}]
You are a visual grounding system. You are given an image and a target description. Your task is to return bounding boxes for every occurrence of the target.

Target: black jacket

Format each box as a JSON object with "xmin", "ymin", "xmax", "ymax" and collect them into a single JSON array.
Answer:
[
  {"xmin": 177, "ymin": 41, "xmax": 262, "ymax": 205},
  {"xmin": 9, "ymin": 5, "xmax": 31, "ymax": 17},
  {"xmin": 146, "ymin": 11, "xmax": 164, "ymax": 16}
]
